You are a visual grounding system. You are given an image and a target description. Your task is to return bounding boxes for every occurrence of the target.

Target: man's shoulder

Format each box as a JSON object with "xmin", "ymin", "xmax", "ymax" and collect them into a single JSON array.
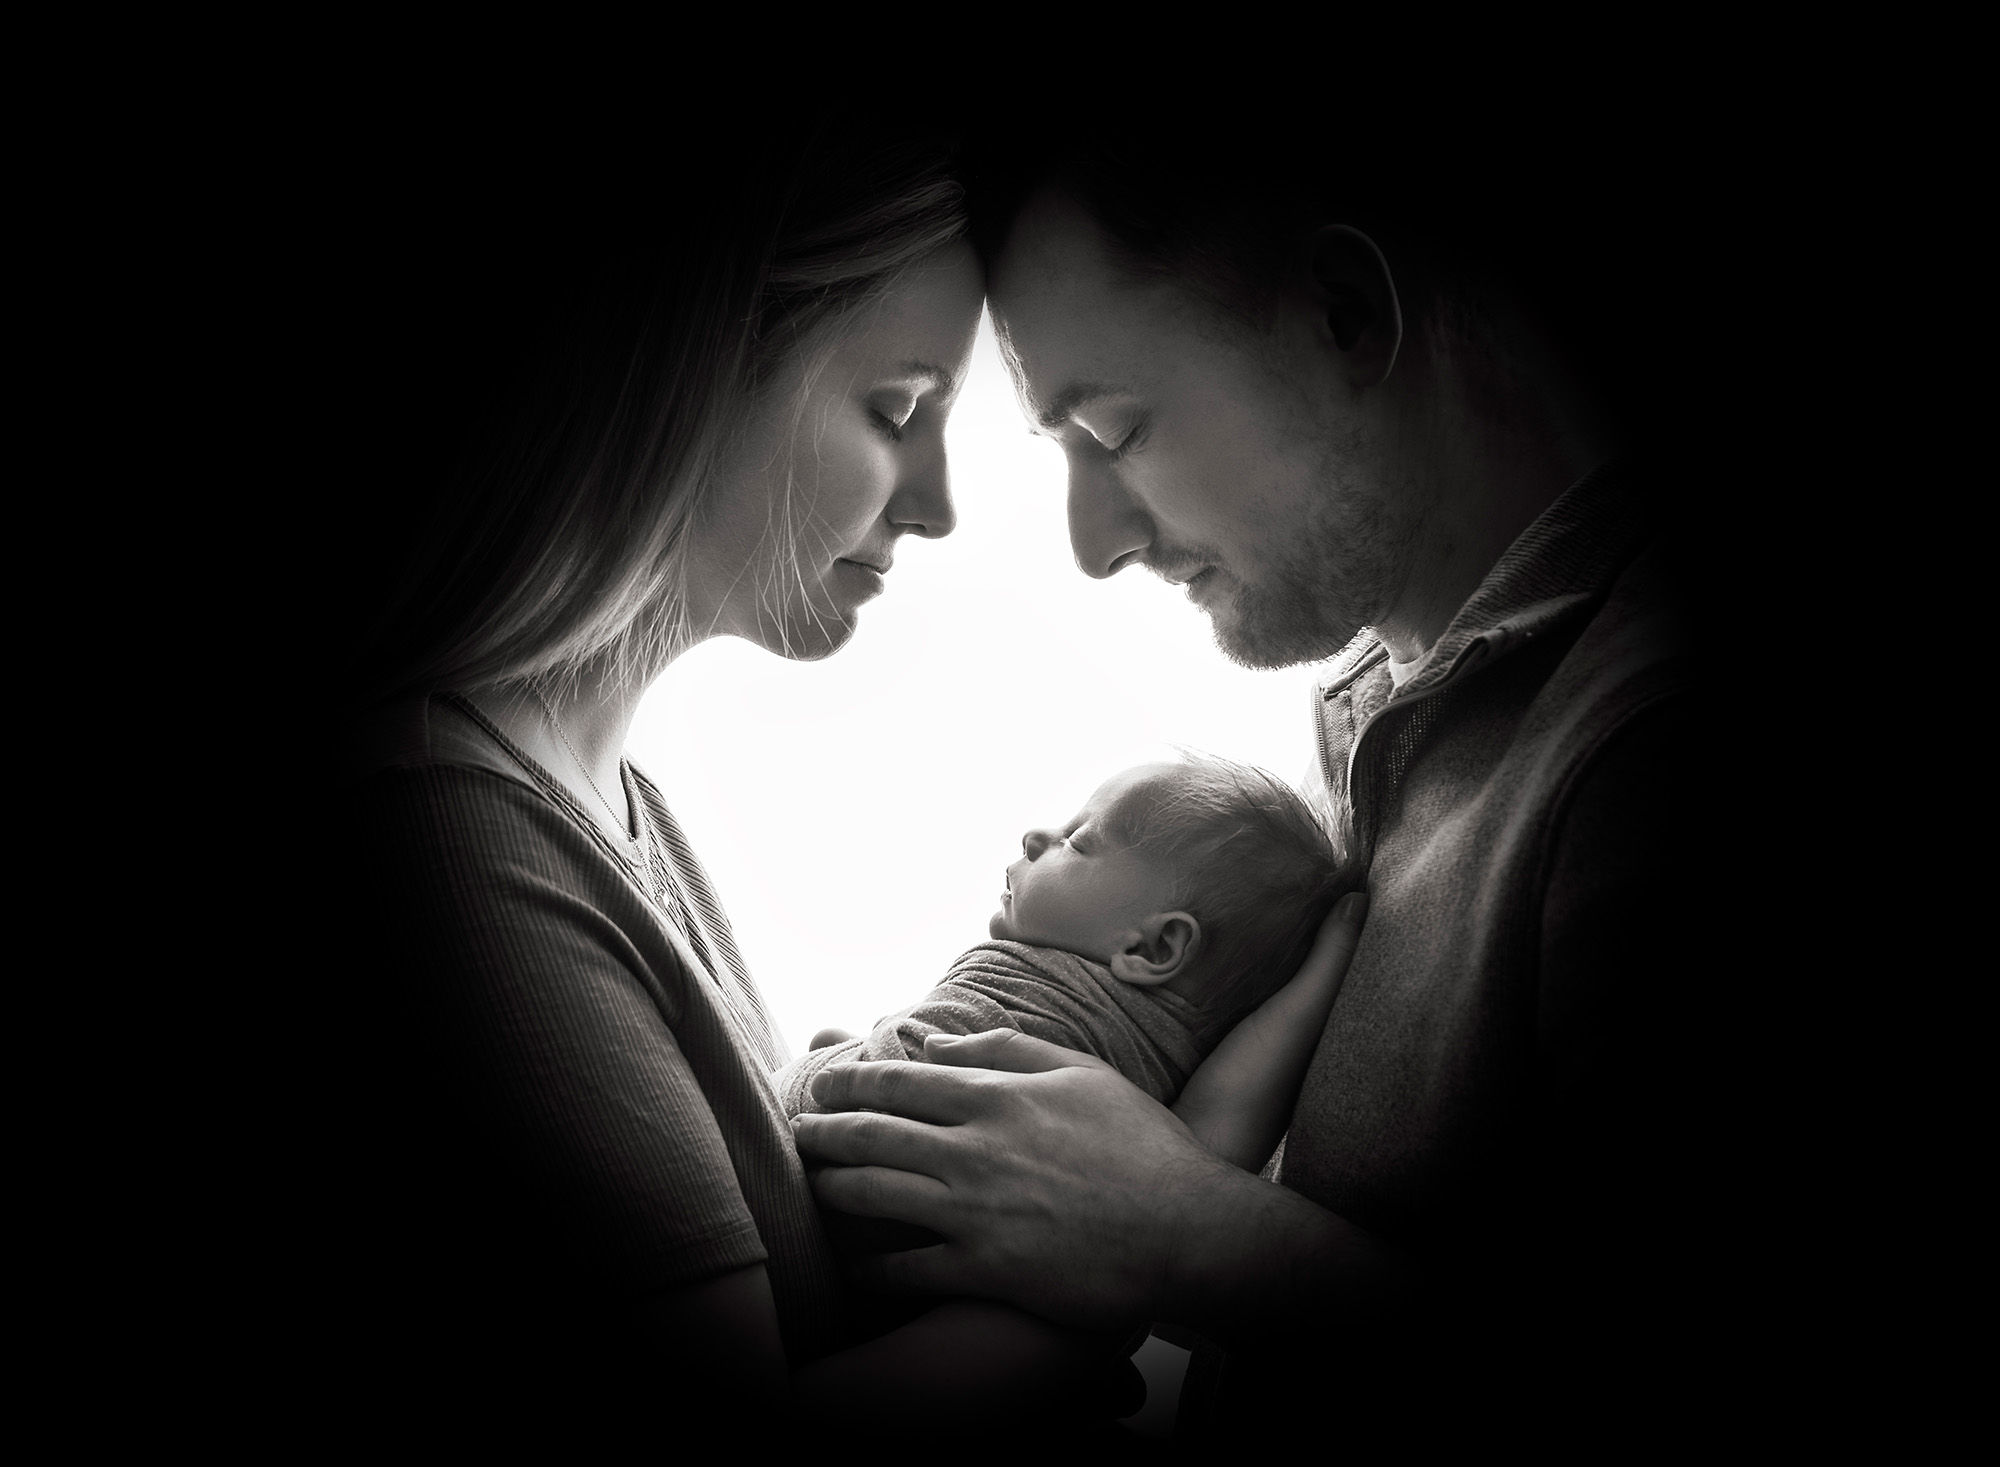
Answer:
[
  {"xmin": 1553, "ymin": 519, "xmax": 1699, "ymax": 714},
  {"xmin": 1455, "ymin": 464, "xmax": 1699, "ymax": 734}
]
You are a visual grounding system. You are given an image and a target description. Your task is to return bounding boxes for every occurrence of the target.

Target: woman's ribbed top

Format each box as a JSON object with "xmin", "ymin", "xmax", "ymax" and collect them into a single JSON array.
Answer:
[{"xmin": 346, "ymin": 694, "xmax": 845, "ymax": 1364}]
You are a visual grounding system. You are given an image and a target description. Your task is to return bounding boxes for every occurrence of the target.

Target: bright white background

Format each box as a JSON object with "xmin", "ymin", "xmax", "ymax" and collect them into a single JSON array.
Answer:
[{"xmin": 628, "ymin": 312, "xmax": 1329, "ymax": 1054}]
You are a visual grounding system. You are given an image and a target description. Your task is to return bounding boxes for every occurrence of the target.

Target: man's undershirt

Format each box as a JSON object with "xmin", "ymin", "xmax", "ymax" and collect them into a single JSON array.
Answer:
[{"xmin": 1386, "ymin": 651, "xmax": 1433, "ymax": 688}]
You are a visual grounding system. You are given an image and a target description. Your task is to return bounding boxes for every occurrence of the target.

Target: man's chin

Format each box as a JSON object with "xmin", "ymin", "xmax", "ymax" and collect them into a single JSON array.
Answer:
[{"xmin": 1206, "ymin": 597, "xmax": 1359, "ymax": 670}]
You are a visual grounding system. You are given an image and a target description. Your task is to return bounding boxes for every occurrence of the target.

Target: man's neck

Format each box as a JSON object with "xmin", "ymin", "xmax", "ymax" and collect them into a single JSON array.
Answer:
[{"xmin": 1372, "ymin": 345, "xmax": 1613, "ymax": 663}]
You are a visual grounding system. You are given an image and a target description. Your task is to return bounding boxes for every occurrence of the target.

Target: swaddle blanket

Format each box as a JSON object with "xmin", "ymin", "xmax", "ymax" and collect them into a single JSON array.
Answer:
[{"xmin": 777, "ymin": 940, "xmax": 1209, "ymax": 1117}]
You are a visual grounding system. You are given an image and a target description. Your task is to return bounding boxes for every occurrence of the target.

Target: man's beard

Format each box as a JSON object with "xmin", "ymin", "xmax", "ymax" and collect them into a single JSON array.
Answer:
[{"xmin": 1198, "ymin": 474, "xmax": 1420, "ymax": 671}]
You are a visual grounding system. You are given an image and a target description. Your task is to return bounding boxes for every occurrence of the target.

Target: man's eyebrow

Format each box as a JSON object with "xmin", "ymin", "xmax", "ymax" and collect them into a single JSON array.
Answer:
[{"xmin": 1034, "ymin": 380, "xmax": 1127, "ymax": 431}]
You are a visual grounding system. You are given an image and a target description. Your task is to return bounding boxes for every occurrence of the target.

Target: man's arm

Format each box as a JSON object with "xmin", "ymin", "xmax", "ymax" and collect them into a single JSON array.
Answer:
[
  {"xmin": 790, "ymin": 901, "xmax": 1410, "ymax": 1345},
  {"xmin": 1172, "ymin": 894, "xmax": 1365, "ymax": 1171}
]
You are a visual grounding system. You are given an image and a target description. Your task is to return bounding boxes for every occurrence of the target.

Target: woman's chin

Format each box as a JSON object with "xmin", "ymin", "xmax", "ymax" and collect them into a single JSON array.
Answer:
[{"xmin": 747, "ymin": 609, "xmax": 859, "ymax": 663}]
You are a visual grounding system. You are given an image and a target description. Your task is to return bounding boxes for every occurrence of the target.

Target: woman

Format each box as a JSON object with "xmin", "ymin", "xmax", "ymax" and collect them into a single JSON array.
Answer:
[{"xmin": 335, "ymin": 129, "xmax": 1119, "ymax": 1425}]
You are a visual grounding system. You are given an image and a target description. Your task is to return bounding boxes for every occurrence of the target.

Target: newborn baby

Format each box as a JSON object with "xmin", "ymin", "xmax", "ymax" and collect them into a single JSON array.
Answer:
[{"xmin": 778, "ymin": 754, "xmax": 1353, "ymax": 1173}]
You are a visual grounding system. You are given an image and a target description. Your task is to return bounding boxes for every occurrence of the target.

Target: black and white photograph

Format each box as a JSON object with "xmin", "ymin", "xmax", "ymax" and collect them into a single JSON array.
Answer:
[{"xmin": 313, "ymin": 91, "xmax": 1763, "ymax": 1450}]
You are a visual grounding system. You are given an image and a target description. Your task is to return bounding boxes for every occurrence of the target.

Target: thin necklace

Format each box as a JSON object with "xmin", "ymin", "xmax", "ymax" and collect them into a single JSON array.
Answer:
[{"xmin": 532, "ymin": 688, "xmax": 630, "ymax": 838}]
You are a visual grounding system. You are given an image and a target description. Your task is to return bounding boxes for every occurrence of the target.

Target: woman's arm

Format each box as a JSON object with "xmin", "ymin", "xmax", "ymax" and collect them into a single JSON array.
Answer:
[
  {"xmin": 356, "ymin": 768, "xmax": 1124, "ymax": 1414},
  {"xmin": 631, "ymin": 1264, "xmax": 1122, "ymax": 1417},
  {"xmin": 1172, "ymin": 893, "xmax": 1367, "ymax": 1171}
]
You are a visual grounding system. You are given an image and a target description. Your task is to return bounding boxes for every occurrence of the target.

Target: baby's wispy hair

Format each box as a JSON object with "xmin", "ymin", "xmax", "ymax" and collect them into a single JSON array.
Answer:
[{"xmin": 1116, "ymin": 752, "xmax": 1354, "ymax": 1043}]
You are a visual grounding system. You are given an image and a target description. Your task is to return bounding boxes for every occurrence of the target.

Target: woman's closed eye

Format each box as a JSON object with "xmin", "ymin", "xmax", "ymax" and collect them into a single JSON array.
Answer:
[{"xmin": 868, "ymin": 390, "xmax": 920, "ymax": 443}]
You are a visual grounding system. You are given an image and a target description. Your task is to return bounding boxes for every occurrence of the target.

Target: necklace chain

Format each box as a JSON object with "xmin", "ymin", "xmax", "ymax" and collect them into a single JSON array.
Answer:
[
  {"xmin": 523, "ymin": 692, "xmax": 714, "ymax": 972},
  {"xmin": 532, "ymin": 688, "xmax": 630, "ymax": 838}
]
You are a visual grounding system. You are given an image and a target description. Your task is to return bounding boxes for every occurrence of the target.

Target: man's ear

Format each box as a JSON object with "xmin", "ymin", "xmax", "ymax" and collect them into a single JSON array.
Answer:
[
  {"xmin": 1308, "ymin": 225, "xmax": 1403, "ymax": 387},
  {"xmin": 1108, "ymin": 912, "xmax": 1202, "ymax": 986}
]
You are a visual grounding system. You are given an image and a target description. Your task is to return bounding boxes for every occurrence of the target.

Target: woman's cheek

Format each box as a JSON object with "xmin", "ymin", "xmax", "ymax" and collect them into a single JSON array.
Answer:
[{"xmin": 807, "ymin": 429, "xmax": 896, "ymax": 540}]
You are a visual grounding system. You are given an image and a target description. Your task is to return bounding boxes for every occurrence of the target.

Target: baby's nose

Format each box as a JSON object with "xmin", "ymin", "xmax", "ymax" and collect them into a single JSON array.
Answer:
[{"xmin": 1022, "ymin": 828, "xmax": 1052, "ymax": 860}]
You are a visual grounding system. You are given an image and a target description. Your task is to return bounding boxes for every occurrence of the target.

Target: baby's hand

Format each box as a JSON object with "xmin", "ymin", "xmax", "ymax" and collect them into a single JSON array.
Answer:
[{"xmin": 809, "ymin": 1027, "xmax": 859, "ymax": 1051}]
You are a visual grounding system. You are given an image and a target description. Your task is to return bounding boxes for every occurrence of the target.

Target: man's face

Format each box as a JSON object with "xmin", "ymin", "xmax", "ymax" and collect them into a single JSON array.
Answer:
[{"xmin": 987, "ymin": 190, "xmax": 1421, "ymax": 668}]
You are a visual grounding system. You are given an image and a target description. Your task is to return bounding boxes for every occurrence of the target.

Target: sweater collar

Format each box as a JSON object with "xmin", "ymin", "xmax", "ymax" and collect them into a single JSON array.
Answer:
[{"xmin": 1317, "ymin": 460, "xmax": 1651, "ymax": 705}]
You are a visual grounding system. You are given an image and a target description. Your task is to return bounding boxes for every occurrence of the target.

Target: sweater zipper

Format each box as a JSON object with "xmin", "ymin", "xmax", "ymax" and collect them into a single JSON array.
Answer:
[{"xmin": 1323, "ymin": 636, "xmax": 1497, "ymax": 856}]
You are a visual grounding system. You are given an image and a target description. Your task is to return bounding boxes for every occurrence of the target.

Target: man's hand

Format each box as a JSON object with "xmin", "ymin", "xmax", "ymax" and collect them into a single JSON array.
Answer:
[
  {"xmin": 791, "ymin": 900, "xmax": 1403, "ymax": 1338},
  {"xmin": 794, "ymin": 1030, "xmax": 1249, "ymax": 1330}
]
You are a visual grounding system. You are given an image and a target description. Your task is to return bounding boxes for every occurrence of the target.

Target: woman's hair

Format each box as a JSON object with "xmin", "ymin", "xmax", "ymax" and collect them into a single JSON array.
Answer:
[
  {"xmin": 1114, "ymin": 754, "xmax": 1353, "ymax": 1041},
  {"xmin": 339, "ymin": 126, "xmax": 968, "ymax": 709}
]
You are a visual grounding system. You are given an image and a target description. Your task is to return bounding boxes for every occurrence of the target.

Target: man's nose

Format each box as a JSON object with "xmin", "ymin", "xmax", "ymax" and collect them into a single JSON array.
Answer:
[
  {"xmin": 888, "ymin": 435, "xmax": 957, "ymax": 540},
  {"xmin": 1022, "ymin": 828, "xmax": 1053, "ymax": 859},
  {"xmin": 1066, "ymin": 458, "xmax": 1150, "ymax": 579}
]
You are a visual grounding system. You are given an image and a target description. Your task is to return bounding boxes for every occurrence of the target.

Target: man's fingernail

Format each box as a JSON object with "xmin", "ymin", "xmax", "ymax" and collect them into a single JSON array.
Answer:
[{"xmin": 1342, "ymin": 892, "xmax": 1369, "ymax": 917}]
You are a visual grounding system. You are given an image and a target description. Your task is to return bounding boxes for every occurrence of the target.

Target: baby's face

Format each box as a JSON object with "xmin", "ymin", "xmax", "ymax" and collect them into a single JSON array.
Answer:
[{"xmin": 988, "ymin": 764, "xmax": 1181, "ymax": 964}]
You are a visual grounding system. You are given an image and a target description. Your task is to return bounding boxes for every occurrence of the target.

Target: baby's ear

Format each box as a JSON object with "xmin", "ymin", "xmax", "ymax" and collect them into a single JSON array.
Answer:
[{"xmin": 1108, "ymin": 912, "xmax": 1202, "ymax": 986}]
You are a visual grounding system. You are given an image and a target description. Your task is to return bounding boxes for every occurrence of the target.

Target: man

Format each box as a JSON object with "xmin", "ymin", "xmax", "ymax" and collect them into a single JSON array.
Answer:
[{"xmin": 793, "ymin": 133, "xmax": 1707, "ymax": 1430}]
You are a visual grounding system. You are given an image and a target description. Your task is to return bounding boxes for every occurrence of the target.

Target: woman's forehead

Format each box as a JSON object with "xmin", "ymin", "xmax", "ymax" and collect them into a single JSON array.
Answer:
[{"xmin": 828, "ymin": 243, "xmax": 984, "ymax": 377}]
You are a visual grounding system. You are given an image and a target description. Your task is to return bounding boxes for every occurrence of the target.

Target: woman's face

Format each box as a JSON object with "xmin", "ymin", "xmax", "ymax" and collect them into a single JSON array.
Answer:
[{"xmin": 687, "ymin": 243, "xmax": 985, "ymax": 660}]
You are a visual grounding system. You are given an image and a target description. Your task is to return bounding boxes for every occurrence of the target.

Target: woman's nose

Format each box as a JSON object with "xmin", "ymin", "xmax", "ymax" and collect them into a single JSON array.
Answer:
[
  {"xmin": 1066, "ymin": 457, "xmax": 1151, "ymax": 579},
  {"xmin": 1022, "ymin": 828, "xmax": 1053, "ymax": 860},
  {"xmin": 888, "ymin": 436, "xmax": 957, "ymax": 540}
]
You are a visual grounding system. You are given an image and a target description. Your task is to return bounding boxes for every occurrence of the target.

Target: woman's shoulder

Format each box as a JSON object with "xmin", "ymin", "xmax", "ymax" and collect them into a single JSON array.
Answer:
[
  {"xmin": 336, "ymin": 696, "xmax": 623, "ymax": 895},
  {"xmin": 338, "ymin": 694, "xmax": 538, "ymax": 790}
]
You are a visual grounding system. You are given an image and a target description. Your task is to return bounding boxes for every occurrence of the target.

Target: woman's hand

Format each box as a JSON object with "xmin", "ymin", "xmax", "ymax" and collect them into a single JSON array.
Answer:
[{"xmin": 790, "ymin": 887, "xmax": 1403, "ymax": 1340}]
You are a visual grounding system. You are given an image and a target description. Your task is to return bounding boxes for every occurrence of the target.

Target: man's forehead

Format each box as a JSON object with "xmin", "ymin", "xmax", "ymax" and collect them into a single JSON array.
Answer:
[
  {"xmin": 990, "ymin": 188, "xmax": 1234, "ymax": 431},
  {"xmin": 989, "ymin": 193, "xmax": 1149, "ymax": 427},
  {"xmin": 989, "ymin": 186, "xmax": 1119, "ymax": 301}
]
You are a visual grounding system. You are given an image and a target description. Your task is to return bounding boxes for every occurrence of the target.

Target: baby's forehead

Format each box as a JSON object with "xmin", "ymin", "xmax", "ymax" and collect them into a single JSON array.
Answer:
[{"xmin": 1092, "ymin": 763, "xmax": 1198, "ymax": 837}]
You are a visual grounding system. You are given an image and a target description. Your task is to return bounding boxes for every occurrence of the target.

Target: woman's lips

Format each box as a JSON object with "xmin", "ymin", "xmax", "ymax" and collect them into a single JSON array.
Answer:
[{"xmin": 834, "ymin": 559, "xmax": 888, "ymax": 597}]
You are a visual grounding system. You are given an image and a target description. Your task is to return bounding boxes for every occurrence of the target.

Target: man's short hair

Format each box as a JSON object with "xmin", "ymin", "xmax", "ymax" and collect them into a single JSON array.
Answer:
[{"xmin": 965, "ymin": 112, "xmax": 1690, "ymax": 437}]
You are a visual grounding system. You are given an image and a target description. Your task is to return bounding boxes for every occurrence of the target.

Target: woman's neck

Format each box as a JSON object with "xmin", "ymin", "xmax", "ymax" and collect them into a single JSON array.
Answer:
[{"xmin": 464, "ymin": 667, "xmax": 647, "ymax": 843}]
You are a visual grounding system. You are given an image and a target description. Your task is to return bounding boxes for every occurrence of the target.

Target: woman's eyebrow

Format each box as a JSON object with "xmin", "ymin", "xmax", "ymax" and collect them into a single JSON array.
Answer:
[
  {"xmin": 1034, "ymin": 380, "xmax": 1129, "ymax": 432},
  {"xmin": 895, "ymin": 360, "xmax": 956, "ymax": 396}
]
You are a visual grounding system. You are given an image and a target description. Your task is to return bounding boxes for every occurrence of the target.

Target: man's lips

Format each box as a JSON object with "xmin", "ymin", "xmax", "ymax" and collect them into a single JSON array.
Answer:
[
  {"xmin": 1150, "ymin": 559, "xmax": 1212, "ymax": 588},
  {"xmin": 1166, "ymin": 567, "xmax": 1219, "ymax": 602}
]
